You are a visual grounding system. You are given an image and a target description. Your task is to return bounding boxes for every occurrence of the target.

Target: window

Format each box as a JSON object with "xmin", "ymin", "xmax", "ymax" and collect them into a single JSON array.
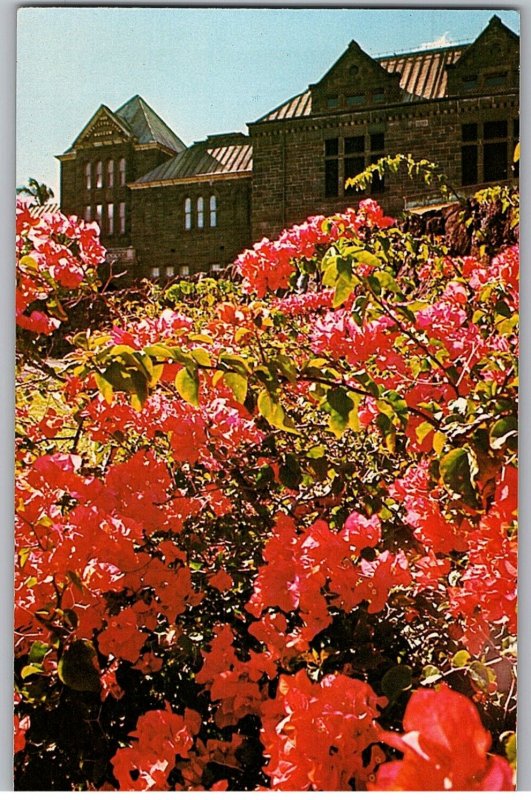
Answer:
[
  {"xmin": 166, "ymin": 266, "xmax": 175, "ymax": 278},
  {"xmin": 179, "ymin": 265, "xmax": 190, "ymax": 277},
  {"xmin": 372, "ymin": 88, "xmax": 385, "ymax": 103},
  {"xmin": 209, "ymin": 195, "xmax": 217, "ymax": 227},
  {"xmin": 96, "ymin": 161, "xmax": 103, "ymax": 189},
  {"xmin": 184, "ymin": 197, "xmax": 192, "ymax": 230},
  {"xmin": 197, "ymin": 197, "xmax": 204, "ymax": 228},
  {"xmin": 344, "ymin": 136, "xmax": 365, "ymax": 195},
  {"xmin": 347, "ymin": 94, "xmax": 364, "ymax": 106},
  {"xmin": 95, "ymin": 204, "xmax": 103, "ymax": 226},
  {"xmin": 327, "ymin": 96, "xmax": 339, "ymax": 109},
  {"xmin": 119, "ymin": 202, "xmax": 126, "ymax": 235},
  {"xmin": 107, "ymin": 160, "xmax": 114, "ymax": 188},
  {"xmin": 84, "ymin": 205, "xmax": 91, "ymax": 222},
  {"xmin": 485, "ymin": 72, "xmax": 507, "ymax": 87},
  {"xmin": 462, "ymin": 74, "xmax": 478, "ymax": 90},
  {"xmin": 107, "ymin": 203, "xmax": 114, "ymax": 235},
  {"xmin": 85, "ymin": 163, "xmax": 91, "ymax": 190},
  {"xmin": 484, "ymin": 120, "xmax": 508, "ymax": 182},
  {"xmin": 369, "ymin": 132, "xmax": 385, "ymax": 193},
  {"xmin": 327, "ymin": 133, "xmax": 386, "ymax": 199},
  {"xmin": 119, "ymin": 158, "xmax": 126, "ymax": 186},
  {"xmin": 461, "ymin": 119, "xmax": 515, "ymax": 186},
  {"xmin": 325, "ymin": 138, "xmax": 339, "ymax": 198},
  {"xmin": 211, "ymin": 263, "xmax": 222, "ymax": 273},
  {"xmin": 150, "ymin": 267, "xmax": 160, "ymax": 278}
]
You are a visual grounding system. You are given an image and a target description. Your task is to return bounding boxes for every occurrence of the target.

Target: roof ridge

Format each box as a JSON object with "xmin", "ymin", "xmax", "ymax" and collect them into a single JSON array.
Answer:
[
  {"xmin": 136, "ymin": 96, "xmax": 156, "ymax": 140},
  {"xmin": 375, "ymin": 41, "xmax": 468, "ymax": 60}
]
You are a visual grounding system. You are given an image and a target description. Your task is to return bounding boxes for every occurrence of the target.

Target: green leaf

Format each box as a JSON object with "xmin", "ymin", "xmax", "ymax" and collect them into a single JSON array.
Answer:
[
  {"xmin": 21, "ymin": 664, "xmax": 45, "ymax": 680},
  {"xmin": 504, "ymin": 732, "xmax": 517, "ymax": 767},
  {"xmin": 439, "ymin": 447, "xmax": 479, "ymax": 507},
  {"xmin": 257, "ymin": 389, "xmax": 298, "ymax": 434},
  {"xmin": 325, "ymin": 387, "xmax": 354, "ymax": 437},
  {"xmin": 58, "ymin": 639, "xmax": 101, "ymax": 693},
  {"xmin": 352, "ymin": 249, "xmax": 381, "ymax": 268},
  {"xmin": 29, "ymin": 641, "xmax": 49, "ymax": 665},
  {"xmin": 191, "ymin": 347, "xmax": 212, "ymax": 367},
  {"xmin": 381, "ymin": 664, "xmax": 412, "ymax": 700},
  {"xmin": 94, "ymin": 373, "xmax": 113, "ymax": 404},
  {"xmin": 489, "ymin": 416, "xmax": 517, "ymax": 451},
  {"xmin": 175, "ymin": 366, "xmax": 199, "ymax": 407},
  {"xmin": 451, "ymin": 649, "xmax": 471, "ymax": 668},
  {"xmin": 279, "ymin": 454, "xmax": 302, "ymax": 489},
  {"xmin": 468, "ymin": 660, "xmax": 496, "ymax": 693},
  {"xmin": 421, "ymin": 664, "xmax": 442, "ymax": 686},
  {"xmin": 224, "ymin": 372, "xmax": 248, "ymax": 404}
]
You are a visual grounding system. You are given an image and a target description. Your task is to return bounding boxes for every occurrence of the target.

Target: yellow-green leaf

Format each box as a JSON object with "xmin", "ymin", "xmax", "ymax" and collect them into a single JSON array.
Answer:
[
  {"xmin": 224, "ymin": 372, "xmax": 248, "ymax": 404},
  {"xmin": 175, "ymin": 367, "xmax": 199, "ymax": 407}
]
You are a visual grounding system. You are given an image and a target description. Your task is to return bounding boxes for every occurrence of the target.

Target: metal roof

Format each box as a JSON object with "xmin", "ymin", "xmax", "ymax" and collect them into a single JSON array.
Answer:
[
  {"xmin": 380, "ymin": 45, "xmax": 464, "ymax": 100},
  {"xmin": 24, "ymin": 203, "xmax": 61, "ymax": 217},
  {"xmin": 133, "ymin": 137, "xmax": 252, "ymax": 185},
  {"xmin": 115, "ymin": 95, "xmax": 186, "ymax": 153},
  {"xmin": 256, "ymin": 44, "xmax": 466, "ymax": 123}
]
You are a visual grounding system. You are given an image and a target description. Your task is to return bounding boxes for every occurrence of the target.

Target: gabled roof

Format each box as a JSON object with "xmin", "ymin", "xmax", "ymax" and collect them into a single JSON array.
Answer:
[
  {"xmin": 115, "ymin": 95, "xmax": 186, "ymax": 153},
  {"xmin": 255, "ymin": 43, "xmax": 466, "ymax": 123},
  {"xmin": 61, "ymin": 96, "xmax": 185, "ymax": 155},
  {"xmin": 132, "ymin": 134, "xmax": 252, "ymax": 186}
]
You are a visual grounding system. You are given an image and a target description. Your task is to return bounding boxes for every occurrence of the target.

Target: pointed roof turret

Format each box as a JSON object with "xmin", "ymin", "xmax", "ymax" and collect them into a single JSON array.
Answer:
[{"xmin": 115, "ymin": 95, "xmax": 186, "ymax": 153}]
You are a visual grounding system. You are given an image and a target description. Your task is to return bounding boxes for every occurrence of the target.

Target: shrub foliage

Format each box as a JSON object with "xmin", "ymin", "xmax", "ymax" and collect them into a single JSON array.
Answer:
[{"xmin": 15, "ymin": 192, "xmax": 517, "ymax": 790}]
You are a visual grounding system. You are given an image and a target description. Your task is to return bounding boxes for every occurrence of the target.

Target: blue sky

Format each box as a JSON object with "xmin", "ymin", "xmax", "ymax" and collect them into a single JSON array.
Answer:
[{"xmin": 16, "ymin": 7, "xmax": 520, "ymax": 196}]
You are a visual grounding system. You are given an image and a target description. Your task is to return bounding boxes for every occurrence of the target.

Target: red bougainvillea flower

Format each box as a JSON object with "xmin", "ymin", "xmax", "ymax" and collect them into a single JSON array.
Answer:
[
  {"xmin": 372, "ymin": 685, "xmax": 514, "ymax": 791},
  {"xmin": 14, "ymin": 713, "xmax": 30, "ymax": 754},
  {"xmin": 111, "ymin": 704, "xmax": 200, "ymax": 790},
  {"xmin": 261, "ymin": 671, "xmax": 386, "ymax": 791}
]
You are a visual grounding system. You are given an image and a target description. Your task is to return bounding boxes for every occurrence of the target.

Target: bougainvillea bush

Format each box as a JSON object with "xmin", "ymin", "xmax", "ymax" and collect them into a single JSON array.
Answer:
[{"xmin": 14, "ymin": 190, "xmax": 518, "ymax": 790}]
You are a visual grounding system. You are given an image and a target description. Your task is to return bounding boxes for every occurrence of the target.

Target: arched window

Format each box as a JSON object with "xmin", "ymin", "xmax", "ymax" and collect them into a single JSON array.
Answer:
[
  {"xmin": 107, "ymin": 160, "xmax": 114, "ymax": 188},
  {"xmin": 119, "ymin": 202, "xmax": 126, "ymax": 235},
  {"xmin": 107, "ymin": 203, "xmax": 114, "ymax": 235},
  {"xmin": 197, "ymin": 196, "xmax": 204, "ymax": 229},
  {"xmin": 85, "ymin": 163, "xmax": 91, "ymax": 190},
  {"xmin": 95, "ymin": 204, "xmax": 103, "ymax": 226},
  {"xmin": 119, "ymin": 158, "xmax": 126, "ymax": 186},
  {"xmin": 96, "ymin": 161, "xmax": 103, "ymax": 189},
  {"xmin": 184, "ymin": 197, "xmax": 192, "ymax": 230},
  {"xmin": 209, "ymin": 195, "xmax": 217, "ymax": 227}
]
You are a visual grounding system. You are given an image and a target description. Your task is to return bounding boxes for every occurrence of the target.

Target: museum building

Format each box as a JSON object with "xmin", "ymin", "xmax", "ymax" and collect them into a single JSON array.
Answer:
[{"xmin": 57, "ymin": 15, "xmax": 519, "ymax": 281}]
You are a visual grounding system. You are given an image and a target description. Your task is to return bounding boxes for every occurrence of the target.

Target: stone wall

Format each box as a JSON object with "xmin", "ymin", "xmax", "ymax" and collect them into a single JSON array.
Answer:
[{"xmin": 130, "ymin": 177, "xmax": 252, "ymax": 278}]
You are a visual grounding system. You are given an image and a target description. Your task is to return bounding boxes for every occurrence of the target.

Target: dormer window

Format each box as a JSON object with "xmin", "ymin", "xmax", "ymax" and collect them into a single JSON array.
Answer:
[
  {"xmin": 463, "ymin": 75, "xmax": 478, "ymax": 90},
  {"xmin": 96, "ymin": 161, "xmax": 103, "ymax": 189},
  {"xmin": 327, "ymin": 96, "xmax": 339, "ymax": 109},
  {"xmin": 347, "ymin": 94, "xmax": 364, "ymax": 106},
  {"xmin": 486, "ymin": 71, "xmax": 507, "ymax": 87}
]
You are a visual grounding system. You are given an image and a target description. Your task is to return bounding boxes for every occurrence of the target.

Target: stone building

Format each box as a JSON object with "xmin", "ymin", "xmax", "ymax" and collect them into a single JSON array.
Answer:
[{"xmin": 57, "ymin": 15, "xmax": 519, "ymax": 280}]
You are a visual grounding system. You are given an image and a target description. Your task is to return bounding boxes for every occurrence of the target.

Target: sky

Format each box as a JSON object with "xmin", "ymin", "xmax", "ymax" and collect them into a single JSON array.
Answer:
[{"xmin": 16, "ymin": 7, "xmax": 520, "ymax": 197}]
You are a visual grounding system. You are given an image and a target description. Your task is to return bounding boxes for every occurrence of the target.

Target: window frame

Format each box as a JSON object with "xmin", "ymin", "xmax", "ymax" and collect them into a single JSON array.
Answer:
[
  {"xmin": 197, "ymin": 196, "xmax": 204, "ymax": 229},
  {"xmin": 184, "ymin": 197, "xmax": 192, "ymax": 230},
  {"xmin": 209, "ymin": 194, "xmax": 217, "ymax": 228}
]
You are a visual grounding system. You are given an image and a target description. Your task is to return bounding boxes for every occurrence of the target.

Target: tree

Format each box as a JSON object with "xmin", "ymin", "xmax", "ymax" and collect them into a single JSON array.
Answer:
[{"xmin": 16, "ymin": 177, "xmax": 55, "ymax": 206}]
